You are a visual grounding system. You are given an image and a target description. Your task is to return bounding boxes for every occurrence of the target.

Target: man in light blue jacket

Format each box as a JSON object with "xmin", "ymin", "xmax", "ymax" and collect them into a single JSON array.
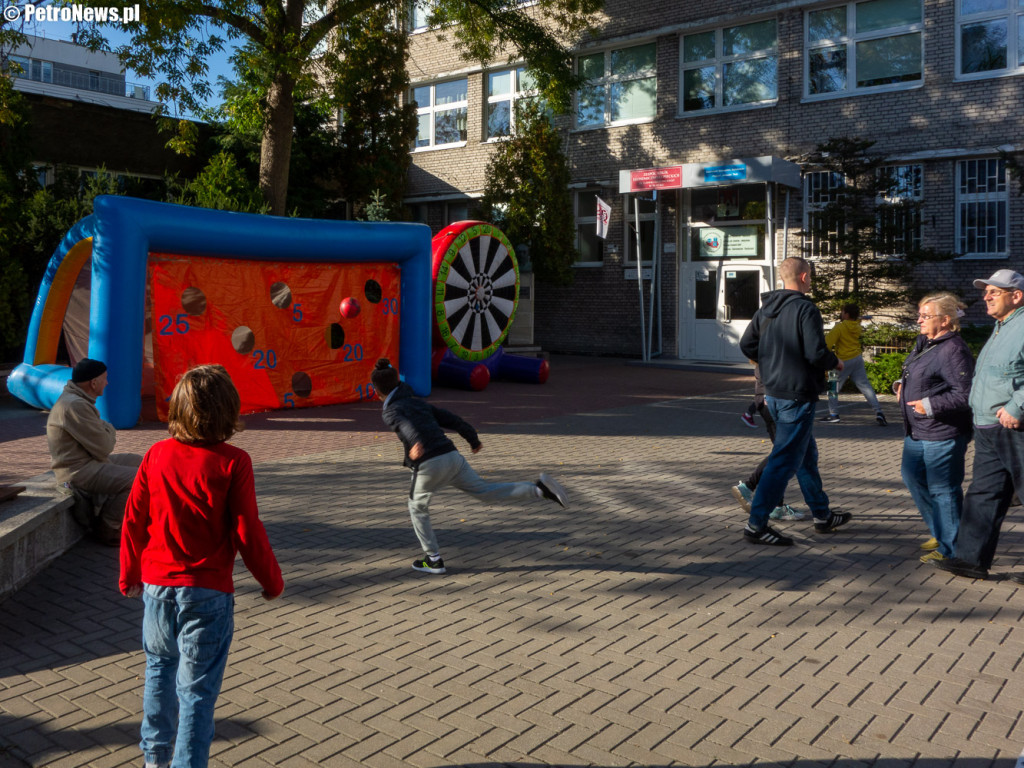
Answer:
[{"xmin": 937, "ymin": 269, "xmax": 1024, "ymax": 581}]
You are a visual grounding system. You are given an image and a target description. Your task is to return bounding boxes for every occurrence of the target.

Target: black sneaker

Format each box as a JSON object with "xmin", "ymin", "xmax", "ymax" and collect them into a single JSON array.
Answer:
[
  {"xmin": 820, "ymin": 413, "xmax": 840, "ymax": 423},
  {"xmin": 813, "ymin": 511, "xmax": 852, "ymax": 533},
  {"xmin": 412, "ymin": 556, "xmax": 446, "ymax": 574},
  {"xmin": 537, "ymin": 473, "xmax": 568, "ymax": 508},
  {"xmin": 743, "ymin": 524, "xmax": 794, "ymax": 546},
  {"xmin": 935, "ymin": 557, "xmax": 988, "ymax": 580},
  {"xmin": 876, "ymin": 412, "xmax": 887, "ymax": 426}
]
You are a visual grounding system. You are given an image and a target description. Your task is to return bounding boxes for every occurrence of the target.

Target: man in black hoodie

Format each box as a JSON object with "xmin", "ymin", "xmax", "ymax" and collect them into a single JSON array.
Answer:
[
  {"xmin": 738, "ymin": 257, "xmax": 851, "ymax": 545},
  {"xmin": 371, "ymin": 358, "xmax": 568, "ymax": 574}
]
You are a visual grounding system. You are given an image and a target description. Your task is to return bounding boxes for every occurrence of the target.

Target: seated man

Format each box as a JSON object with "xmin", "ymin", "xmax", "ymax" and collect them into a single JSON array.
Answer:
[{"xmin": 46, "ymin": 359, "xmax": 142, "ymax": 545}]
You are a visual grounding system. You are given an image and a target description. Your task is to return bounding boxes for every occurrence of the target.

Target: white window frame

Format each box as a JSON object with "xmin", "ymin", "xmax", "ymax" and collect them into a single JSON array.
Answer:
[
  {"xmin": 484, "ymin": 67, "xmax": 538, "ymax": 140},
  {"xmin": 876, "ymin": 164, "xmax": 923, "ymax": 257},
  {"xmin": 956, "ymin": 0, "xmax": 1024, "ymax": 80},
  {"xmin": 956, "ymin": 158, "xmax": 1008, "ymax": 258},
  {"xmin": 804, "ymin": 171, "xmax": 846, "ymax": 258},
  {"xmin": 679, "ymin": 19, "xmax": 778, "ymax": 115},
  {"xmin": 407, "ymin": 0, "xmax": 436, "ymax": 31},
  {"xmin": 575, "ymin": 42, "xmax": 657, "ymax": 130},
  {"xmin": 804, "ymin": 0, "xmax": 924, "ymax": 100},
  {"xmin": 412, "ymin": 78, "xmax": 468, "ymax": 151},
  {"xmin": 574, "ymin": 190, "xmax": 605, "ymax": 266}
]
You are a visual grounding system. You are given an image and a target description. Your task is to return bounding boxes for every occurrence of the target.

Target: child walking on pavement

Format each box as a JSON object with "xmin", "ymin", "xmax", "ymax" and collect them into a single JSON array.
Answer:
[
  {"xmin": 120, "ymin": 365, "xmax": 284, "ymax": 768},
  {"xmin": 821, "ymin": 303, "xmax": 887, "ymax": 425},
  {"xmin": 371, "ymin": 358, "xmax": 568, "ymax": 574}
]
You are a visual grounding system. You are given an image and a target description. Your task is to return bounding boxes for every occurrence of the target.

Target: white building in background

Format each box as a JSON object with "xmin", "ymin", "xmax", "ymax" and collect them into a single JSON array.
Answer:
[{"xmin": 8, "ymin": 33, "xmax": 154, "ymax": 114}]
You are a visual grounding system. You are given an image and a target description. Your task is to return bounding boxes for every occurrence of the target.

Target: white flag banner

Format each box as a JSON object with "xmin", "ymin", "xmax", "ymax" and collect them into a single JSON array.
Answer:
[{"xmin": 595, "ymin": 195, "xmax": 611, "ymax": 240}]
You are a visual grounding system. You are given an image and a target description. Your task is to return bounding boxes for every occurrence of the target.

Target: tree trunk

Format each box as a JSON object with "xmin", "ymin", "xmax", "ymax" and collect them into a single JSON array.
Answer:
[{"xmin": 260, "ymin": 71, "xmax": 296, "ymax": 216}]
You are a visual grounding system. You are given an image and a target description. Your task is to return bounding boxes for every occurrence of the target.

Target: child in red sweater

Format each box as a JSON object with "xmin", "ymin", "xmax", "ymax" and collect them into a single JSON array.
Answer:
[{"xmin": 120, "ymin": 365, "xmax": 284, "ymax": 768}]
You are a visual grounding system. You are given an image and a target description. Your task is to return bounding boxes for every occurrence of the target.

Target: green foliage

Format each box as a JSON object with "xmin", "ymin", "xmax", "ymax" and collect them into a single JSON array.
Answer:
[
  {"xmin": 175, "ymin": 151, "xmax": 267, "ymax": 212},
  {"xmin": 86, "ymin": 0, "xmax": 602, "ymax": 214},
  {"xmin": 859, "ymin": 322, "xmax": 918, "ymax": 349},
  {"xmin": 360, "ymin": 190, "xmax": 392, "ymax": 222},
  {"xmin": 478, "ymin": 102, "xmax": 576, "ymax": 284},
  {"xmin": 865, "ymin": 352, "xmax": 907, "ymax": 395},
  {"xmin": 959, "ymin": 323, "xmax": 994, "ymax": 356},
  {"xmin": 805, "ymin": 137, "xmax": 956, "ymax": 319},
  {"xmin": 333, "ymin": 5, "xmax": 416, "ymax": 218}
]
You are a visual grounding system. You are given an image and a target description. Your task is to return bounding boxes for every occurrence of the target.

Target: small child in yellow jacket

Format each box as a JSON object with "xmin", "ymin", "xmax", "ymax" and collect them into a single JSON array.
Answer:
[{"xmin": 822, "ymin": 303, "xmax": 886, "ymax": 426}]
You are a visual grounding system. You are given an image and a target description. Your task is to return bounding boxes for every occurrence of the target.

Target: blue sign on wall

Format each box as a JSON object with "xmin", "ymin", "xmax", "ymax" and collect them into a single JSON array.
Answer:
[{"xmin": 703, "ymin": 164, "xmax": 747, "ymax": 183}]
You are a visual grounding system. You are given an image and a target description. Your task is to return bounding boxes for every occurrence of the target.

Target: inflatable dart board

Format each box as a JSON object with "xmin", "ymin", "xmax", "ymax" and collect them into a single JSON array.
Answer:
[{"xmin": 432, "ymin": 221, "xmax": 519, "ymax": 362}]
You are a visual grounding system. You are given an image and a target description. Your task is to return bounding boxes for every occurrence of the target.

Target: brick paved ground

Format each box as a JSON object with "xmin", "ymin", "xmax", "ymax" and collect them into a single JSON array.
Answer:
[{"xmin": 2, "ymin": 357, "xmax": 1024, "ymax": 768}]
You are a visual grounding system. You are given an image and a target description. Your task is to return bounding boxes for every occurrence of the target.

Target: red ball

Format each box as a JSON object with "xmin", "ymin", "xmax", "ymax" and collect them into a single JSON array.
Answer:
[{"xmin": 339, "ymin": 297, "xmax": 361, "ymax": 318}]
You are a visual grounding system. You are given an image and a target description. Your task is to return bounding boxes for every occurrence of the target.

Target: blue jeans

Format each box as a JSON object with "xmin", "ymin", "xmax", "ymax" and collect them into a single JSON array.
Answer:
[
  {"xmin": 748, "ymin": 397, "xmax": 830, "ymax": 530},
  {"xmin": 900, "ymin": 434, "xmax": 969, "ymax": 558},
  {"xmin": 141, "ymin": 585, "xmax": 234, "ymax": 768},
  {"xmin": 956, "ymin": 427, "xmax": 1024, "ymax": 569}
]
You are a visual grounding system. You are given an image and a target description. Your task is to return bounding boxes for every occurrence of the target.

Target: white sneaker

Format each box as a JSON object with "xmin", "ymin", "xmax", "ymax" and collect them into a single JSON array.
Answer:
[{"xmin": 770, "ymin": 504, "xmax": 805, "ymax": 521}]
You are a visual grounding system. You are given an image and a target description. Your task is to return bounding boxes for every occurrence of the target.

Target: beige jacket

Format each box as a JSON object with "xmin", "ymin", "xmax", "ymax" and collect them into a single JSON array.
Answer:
[{"xmin": 46, "ymin": 381, "xmax": 117, "ymax": 486}]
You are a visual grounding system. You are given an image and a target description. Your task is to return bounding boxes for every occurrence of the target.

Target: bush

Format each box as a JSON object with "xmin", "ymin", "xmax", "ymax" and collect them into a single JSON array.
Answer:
[
  {"xmin": 860, "ymin": 322, "xmax": 917, "ymax": 349},
  {"xmin": 865, "ymin": 351, "xmax": 907, "ymax": 394}
]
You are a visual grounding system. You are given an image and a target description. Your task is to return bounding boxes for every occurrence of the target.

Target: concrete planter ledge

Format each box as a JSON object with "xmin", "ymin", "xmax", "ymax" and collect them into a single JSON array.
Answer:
[{"xmin": 0, "ymin": 473, "xmax": 83, "ymax": 604}]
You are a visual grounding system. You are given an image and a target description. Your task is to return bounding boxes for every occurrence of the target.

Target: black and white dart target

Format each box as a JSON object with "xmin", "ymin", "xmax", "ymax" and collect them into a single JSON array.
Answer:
[{"xmin": 432, "ymin": 222, "xmax": 519, "ymax": 362}]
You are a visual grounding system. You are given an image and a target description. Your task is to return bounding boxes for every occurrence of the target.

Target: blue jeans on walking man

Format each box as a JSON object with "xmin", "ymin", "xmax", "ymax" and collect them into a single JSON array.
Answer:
[
  {"xmin": 900, "ymin": 434, "xmax": 969, "ymax": 558},
  {"xmin": 748, "ymin": 397, "xmax": 830, "ymax": 531},
  {"xmin": 141, "ymin": 585, "xmax": 234, "ymax": 768}
]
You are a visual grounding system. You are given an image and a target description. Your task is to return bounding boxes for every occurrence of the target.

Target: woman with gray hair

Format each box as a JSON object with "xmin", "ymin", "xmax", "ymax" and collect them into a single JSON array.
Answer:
[{"xmin": 896, "ymin": 292, "xmax": 975, "ymax": 563}]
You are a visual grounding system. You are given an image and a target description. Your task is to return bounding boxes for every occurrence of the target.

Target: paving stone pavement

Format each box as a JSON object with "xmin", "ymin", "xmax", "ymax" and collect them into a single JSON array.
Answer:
[{"xmin": 3, "ymin": 357, "xmax": 1024, "ymax": 768}]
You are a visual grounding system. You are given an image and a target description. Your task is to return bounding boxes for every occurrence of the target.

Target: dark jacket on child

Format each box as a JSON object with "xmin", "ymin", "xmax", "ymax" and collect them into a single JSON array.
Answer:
[
  {"xmin": 381, "ymin": 383, "xmax": 481, "ymax": 469},
  {"xmin": 899, "ymin": 332, "xmax": 974, "ymax": 442}
]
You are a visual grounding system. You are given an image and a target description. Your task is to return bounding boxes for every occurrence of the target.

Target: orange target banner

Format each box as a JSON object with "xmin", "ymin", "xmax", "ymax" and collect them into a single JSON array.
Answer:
[{"xmin": 148, "ymin": 253, "xmax": 401, "ymax": 420}]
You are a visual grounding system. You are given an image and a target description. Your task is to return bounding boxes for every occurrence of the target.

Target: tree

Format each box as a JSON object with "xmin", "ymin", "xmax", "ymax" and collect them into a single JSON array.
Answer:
[
  {"xmin": 333, "ymin": 4, "xmax": 416, "ymax": 218},
  {"xmin": 95, "ymin": 0, "xmax": 600, "ymax": 215},
  {"xmin": 802, "ymin": 136, "xmax": 953, "ymax": 319},
  {"xmin": 478, "ymin": 101, "xmax": 575, "ymax": 284}
]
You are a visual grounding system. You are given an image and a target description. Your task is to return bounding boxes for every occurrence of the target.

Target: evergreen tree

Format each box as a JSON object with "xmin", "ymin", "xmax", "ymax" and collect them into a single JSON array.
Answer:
[
  {"xmin": 479, "ymin": 102, "xmax": 575, "ymax": 284},
  {"xmin": 802, "ymin": 136, "xmax": 953, "ymax": 318},
  {"xmin": 333, "ymin": 5, "xmax": 416, "ymax": 219}
]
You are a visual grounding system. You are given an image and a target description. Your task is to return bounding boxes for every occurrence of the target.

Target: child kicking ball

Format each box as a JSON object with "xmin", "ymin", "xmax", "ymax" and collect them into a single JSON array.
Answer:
[{"xmin": 371, "ymin": 358, "xmax": 568, "ymax": 574}]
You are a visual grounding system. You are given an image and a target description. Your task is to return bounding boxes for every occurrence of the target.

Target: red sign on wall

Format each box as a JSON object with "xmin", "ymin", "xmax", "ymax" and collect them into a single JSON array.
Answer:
[{"xmin": 629, "ymin": 166, "xmax": 684, "ymax": 192}]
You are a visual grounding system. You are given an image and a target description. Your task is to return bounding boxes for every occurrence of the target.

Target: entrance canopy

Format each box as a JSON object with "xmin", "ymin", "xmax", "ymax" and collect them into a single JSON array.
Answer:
[{"xmin": 618, "ymin": 156, "xmax": 801, "ymax": 193}]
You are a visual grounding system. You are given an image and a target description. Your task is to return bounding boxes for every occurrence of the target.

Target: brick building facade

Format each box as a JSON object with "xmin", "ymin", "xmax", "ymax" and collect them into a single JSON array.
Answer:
[{"xmin": 407, "ymin": 0, "xmax": 1023, "ymax": 360}]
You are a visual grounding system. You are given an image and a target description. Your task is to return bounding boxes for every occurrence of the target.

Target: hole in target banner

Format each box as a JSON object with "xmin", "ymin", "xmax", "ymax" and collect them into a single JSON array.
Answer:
[{"xmin": 147, "ymin": 253, "xmax": 401, "ymax": 420}]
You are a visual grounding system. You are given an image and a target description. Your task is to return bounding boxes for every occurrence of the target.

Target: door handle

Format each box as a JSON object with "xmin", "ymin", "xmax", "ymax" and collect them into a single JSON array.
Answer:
[{"xmin": 723, "ymin": 305, "xmax": 732, "ymax": 323}]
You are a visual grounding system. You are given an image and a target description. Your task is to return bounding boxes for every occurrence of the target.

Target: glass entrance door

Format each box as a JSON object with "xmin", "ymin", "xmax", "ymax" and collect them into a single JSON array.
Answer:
[{"xmin": 686, "ymin": 264, "xmax": 765, "ymax": 361}]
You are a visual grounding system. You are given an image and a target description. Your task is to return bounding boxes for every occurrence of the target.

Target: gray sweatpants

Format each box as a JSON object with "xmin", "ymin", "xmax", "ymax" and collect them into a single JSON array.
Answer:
[{"xmin": 408, "ymin": 451, "xmax": 537, "ymax": 553}]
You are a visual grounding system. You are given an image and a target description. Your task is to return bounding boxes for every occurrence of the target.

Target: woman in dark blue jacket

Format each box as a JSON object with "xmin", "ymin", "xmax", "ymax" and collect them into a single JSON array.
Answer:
[{"xmin": 897, "ymin": 293, "xmax": 975, "ymax": 563}]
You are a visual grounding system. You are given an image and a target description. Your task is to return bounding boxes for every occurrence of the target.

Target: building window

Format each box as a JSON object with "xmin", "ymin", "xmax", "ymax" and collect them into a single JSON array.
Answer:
[
  {"xmin": 805, "ymin": 0, "xmax": 923, "ymax": 97},
  {"xmin": 957, "ymin": 158, "xmax": 1007, "ymax": 256},
  {"xmin": 486, "ymin": 67, "xmax": 539, "ymax": 139},
  {"xmin": 624, "ymin": 196, "xmax": 656, "ymax": 264},
  {"xmin": 958, "ymin": 0, "xmax": 1024, "ymax": 77},
  {"xmin": 877, "ymin": 164, "xmax": 922, "ymax": 256},
  {"xmin": 408, "ymin": 0, "xmax": 435, "ymax": 30},
  {"xmin": 446, "ymin": 201, "xmax": 469, "ymax": 224},
  {"xmin": 804, "ymin": 171, "xmax": 846, "ymax": 258},
  {"xmin": 576, "ymin": 43, "xmax": 656, "ymax": 128},
  {"xmin": 575, "ymin": 191, "xmax": 605, "ymax": 263},
  {"xmin": 681, "ymin": 19, "xmax": 777, "ymax": 113},
  {"xmin": 412, "ymin": 79, "xmax": 468, "ymax": 149}
]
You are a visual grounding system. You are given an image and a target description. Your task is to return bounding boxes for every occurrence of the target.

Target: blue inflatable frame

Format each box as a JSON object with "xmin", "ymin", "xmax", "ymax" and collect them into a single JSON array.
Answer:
[{"xmin": 8, "ymin": 196, "xmax": 433, "ymax": 428}]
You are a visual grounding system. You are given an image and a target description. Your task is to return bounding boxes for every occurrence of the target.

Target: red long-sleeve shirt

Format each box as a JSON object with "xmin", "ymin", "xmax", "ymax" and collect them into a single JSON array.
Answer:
[{"xmin": 119, "ymin": 438, "xmax": 283, "ymax": 597}]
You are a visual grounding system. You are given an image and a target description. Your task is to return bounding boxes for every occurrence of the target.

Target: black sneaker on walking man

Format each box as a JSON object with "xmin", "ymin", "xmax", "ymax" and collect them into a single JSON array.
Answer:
[{"xmin": 738, "ymin": 257, "xmax": 852, "ymax": 546}]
